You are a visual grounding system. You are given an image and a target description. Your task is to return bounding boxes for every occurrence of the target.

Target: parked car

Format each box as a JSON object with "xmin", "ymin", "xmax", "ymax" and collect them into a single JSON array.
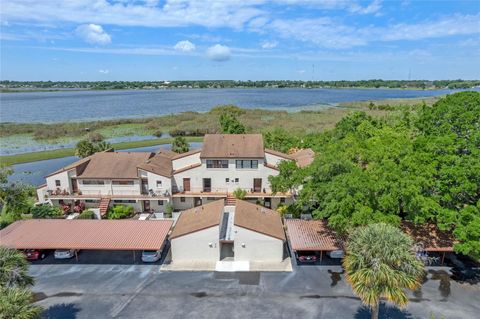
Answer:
[
  {"xmin": 23, "ymin": 249, "xmax": 49, "ymax": 261},
  {"xmin": 296, "ymin": 252, "xmax": 318, "ymax": 263},
  {"xmin": 141, "ymin": 249, "xmax": 162, "ymax": 263},
  {"xmin": 327, "ymin": 250, "xmax": 345, "ymax": 259},
  {"xmin": 54, "ymin": 249, "xmax": 78, "ymax": 259}
]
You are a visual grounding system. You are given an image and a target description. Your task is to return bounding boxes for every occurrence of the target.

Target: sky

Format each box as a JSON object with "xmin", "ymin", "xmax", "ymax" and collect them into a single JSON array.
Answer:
[{"xmin": 1, "ymin": 0, "xmax": 479, "ymax": 81}]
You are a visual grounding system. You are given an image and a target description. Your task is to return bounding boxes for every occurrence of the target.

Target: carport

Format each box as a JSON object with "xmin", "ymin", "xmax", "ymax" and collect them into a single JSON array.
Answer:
[
  {"xmin": 401, "ymin": 221, "xmax": 456, "ymax": 265},
  {"xmin": 285, "ymin": 219, "xmax": 346, "ymax": 264},
  {"xmin": 0, "ymin": 219, "xmax": 173, "ymax": 262}
]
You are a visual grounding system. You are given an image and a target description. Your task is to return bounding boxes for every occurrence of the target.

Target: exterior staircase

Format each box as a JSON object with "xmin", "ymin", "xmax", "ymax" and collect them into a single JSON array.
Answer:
[
  {"xmin": 225, "ymin": 195, "xmax": 236, "ymax": 206},
  {"xmin": 99, "ymin": 198, "xmax": 111, "ymax": 218}
]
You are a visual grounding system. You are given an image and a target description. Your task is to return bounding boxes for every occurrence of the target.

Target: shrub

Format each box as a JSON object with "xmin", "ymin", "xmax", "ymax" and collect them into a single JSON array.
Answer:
[
  {"xmin": 107, "ymin": 205, "xmax": 133, "ymax": 220},
  {"xmin": 77, "ymin": 210, "xmax": 95, "ymax": 219},
  {"xmin": 87, "ymin": 132, "xmax": 104, "ymax": 142},
  {"xmin": 31, "ymin": 205, "xmax": 62, "ymax": 219},
  {"xmin": 276, "ymin": 204, "xmax": 288, "ymax": 216},
  {"xmin": 233, "ymin": 188, "xmax": 246, "ymax": 199}
]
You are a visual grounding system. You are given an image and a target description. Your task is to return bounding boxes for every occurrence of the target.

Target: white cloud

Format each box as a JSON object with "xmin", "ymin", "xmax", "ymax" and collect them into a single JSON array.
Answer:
[
  {"xmin": 206, "ymin": 44, "xmax": 232, "ymax": 62},
  {"xmin": 98, "ymin": 69, "xmax": 109, "ymax": 74},
  {"xmin": 174, "ymin": 40, "xmax": 196, "ymax": 52},
  {"xmin": 261, "ymin": 40, "xmax": 278, "ymax": 49},
  {"xmin": 75, "ymin": 24, "xmax": 111, "ymax": 45}
]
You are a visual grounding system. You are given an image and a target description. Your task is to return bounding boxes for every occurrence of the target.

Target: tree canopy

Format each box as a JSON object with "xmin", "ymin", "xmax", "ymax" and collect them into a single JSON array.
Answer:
[
  {"xmin": 269, "ymin": 92, "xmax": 480, "ymax": 258},
  {"xmin": 171, "ymin": 136, "xmax": 190, "ymax": 153}
]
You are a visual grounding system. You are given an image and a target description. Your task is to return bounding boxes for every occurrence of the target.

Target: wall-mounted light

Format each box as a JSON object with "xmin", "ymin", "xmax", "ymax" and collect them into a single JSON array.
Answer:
[
  {"xmin": 208, "ymin": 242, "xmax": 213, "ymax": 247},
  {"xmin": 241, "ymin": 243, "xmax": 245, "ymax": 248}
]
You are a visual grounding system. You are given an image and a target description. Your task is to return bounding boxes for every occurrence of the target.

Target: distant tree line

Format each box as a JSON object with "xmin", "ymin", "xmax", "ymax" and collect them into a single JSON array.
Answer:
[{"xmin": 1, "ymin": 79, "xmax": 479, "ymax": 90}]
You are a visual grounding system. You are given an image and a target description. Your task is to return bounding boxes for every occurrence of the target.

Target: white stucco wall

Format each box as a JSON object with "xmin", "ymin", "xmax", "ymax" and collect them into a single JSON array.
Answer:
[
  {"xmin": 143, "ymin": 170, "xmax": 172, "ymax": 196},
  {"xmin": 171, "ymin": 226, "xmax": 220, "ymax": 262},
  {"xmin": 46, "ymin": 170, "xmax": 73, "ymax": 192},
  {"xmin": 173, "ymin": 158, "xmax": 279, "ymax": 193},
  {"xmin": 77, "ymin": 179, "xmax": 141, "ymax": 196},
  {"xmin": 234, "ymin": 226, "xmax": 284, "ymax": 262},
  {"xmin": 172, "ymin": 152, "xmax": 201, "ymax": 170},
  {"xmin": 172, "ymin": 197, "xmax": 194, "ymax": 210},
  {"xmin": 265, "ymin": 152, "xmax": 288, "ymax": 167}
]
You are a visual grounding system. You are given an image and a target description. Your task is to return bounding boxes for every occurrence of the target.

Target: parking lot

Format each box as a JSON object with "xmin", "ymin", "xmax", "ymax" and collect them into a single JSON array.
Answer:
[{"xmin": 29, "ymin": 251, "xmax": 480, "ymax": 319}]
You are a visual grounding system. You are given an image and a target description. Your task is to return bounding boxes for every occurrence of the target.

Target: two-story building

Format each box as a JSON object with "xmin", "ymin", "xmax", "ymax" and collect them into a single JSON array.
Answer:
[{"xmin": 37, "ymin": 134, "xmax": 313, "ymax": 216}]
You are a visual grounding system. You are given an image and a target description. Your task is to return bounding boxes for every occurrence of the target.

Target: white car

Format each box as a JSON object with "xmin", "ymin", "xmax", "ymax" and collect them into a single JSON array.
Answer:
[
  {"xmin": 141, "ymin": 249, "xmax": 162, "ymax": 263},
  {"xmin": 327, "ymin": 250, "xmax": 345, "ymax": 259},
  {"xmin": 54, "ymin": 249, "xmax": 78, "ymax": 259}
]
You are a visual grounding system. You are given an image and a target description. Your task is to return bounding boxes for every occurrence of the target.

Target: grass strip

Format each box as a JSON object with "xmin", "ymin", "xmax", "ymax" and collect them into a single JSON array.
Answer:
[{"xmin": 0, "ymin": 136, "xmax": 203, "ymax": 166}]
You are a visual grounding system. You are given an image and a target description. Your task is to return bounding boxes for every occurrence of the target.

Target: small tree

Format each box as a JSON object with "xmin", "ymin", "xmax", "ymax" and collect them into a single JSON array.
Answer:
[
  {"xmin": 171, "ymin": 136, "xmax": 189, "ymax": 153},
  {"xmin": 75, "ymin": 140, "xmax": 96, "ymax": 158},
  {"xmin": 233, "ymin": 188, "xmax": 246, "ymax": 200},
  {"xmin": 343, "ymin": 223, "xmax": 424, "ymax": 319},
  {"xmin": 95, "ymin": 141, "xmax": 112, "ymax": 152},
  {"xmin": 31, "ymin": 205, "xmax": 62, "ymax": 219},
  {"xmin": 107, "ymin": 205, "xmax": 134, "ymax": 220},
  {"xmin": 219, "ymin": 113, "xmax": 246, "ymax": 134}
]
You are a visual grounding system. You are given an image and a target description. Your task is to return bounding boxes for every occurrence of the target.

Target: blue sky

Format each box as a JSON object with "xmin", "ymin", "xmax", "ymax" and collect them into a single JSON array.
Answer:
[{"xmin": 1, "ymin": 0, "xmax": 479, "ymax": 81}]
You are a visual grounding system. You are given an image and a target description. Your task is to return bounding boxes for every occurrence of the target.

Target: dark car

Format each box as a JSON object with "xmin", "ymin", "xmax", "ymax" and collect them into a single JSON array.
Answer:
[
  {"xmin": 23, "ymin": 249, "xmax": 49, "ymax": 261},
  {"xmin": 296, "ymin": 252, "xmax": 318, "ymax": 263}
]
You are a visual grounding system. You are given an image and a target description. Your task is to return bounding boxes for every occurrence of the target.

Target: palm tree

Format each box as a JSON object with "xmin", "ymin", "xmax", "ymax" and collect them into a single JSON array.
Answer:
[
  {"xmin": 0, "ymin": 247, "xmax": 34, "ymax": 288},
  {"xmin": 343, "ymin": 223, "xmax": 424, "ymax": 319},
  {"xmin": 95, "ymin": 141, "xmax": 113, "ymax": 152},
  {"xmin": 0, "ymin": 287, "xmax": 43, "ymax": 319},
  {"xmin": 171, "ymin": 136, "xmax": 189, "ymax": 153}
]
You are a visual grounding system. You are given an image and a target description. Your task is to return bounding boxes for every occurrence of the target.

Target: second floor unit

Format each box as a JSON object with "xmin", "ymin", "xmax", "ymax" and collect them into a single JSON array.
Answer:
[{"xmin": 37, "ymin": 134, "xmax": 314, "ymax": 211}]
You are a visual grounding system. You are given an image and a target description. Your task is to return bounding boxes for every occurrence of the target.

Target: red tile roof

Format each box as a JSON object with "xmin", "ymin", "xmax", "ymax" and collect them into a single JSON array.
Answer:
[
  {"xmin": 201, "ymin": 134, "xmax": 264, "ymax": 158},
  {"xmin": 285, "ymin": 219, "xmax": 346, "ymax": 251},
  {"xmin": 401, "ymin": 221, "xmax": 456, "ymax": 252},
  {"xmin": 0, "ymin": 219, "xmax": 173, "ymax": 251}
]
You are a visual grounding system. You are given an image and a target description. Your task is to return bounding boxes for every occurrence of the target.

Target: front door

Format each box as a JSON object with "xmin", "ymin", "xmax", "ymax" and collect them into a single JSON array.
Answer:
[
  {"xmin": 71, "ymin": 179, "xmax": 78, "ymax": 193},
  {"xmin": 183, "ymin": 178, "xmax": 191, "ymax": 192},
  {"xmin": 143, "ymin": 200, "xmax": 150, "ymax": 212},
  {"xmin": 253, "ymin": 178, "xmax": 262, "ymax": 193},
  {"xmin": 203, "ymin": 178, "xmax": 211, "ymax": 192}
]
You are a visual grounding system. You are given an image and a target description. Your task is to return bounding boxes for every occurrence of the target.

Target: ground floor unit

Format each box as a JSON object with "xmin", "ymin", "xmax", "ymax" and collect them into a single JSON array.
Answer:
[{"xmin": 29, "ymin": 256, "xmax": 480, "ymax": 319}]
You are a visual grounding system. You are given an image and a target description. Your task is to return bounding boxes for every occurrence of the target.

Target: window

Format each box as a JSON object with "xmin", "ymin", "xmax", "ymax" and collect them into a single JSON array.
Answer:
[
  {"xmin": 82, "ymin": 180, "xmax": 105, "ymax": 185},
  {"xmin": 280, "ymin": 198, "xmax": 286, "ymax": 204},
  {"xmin": 180, "ymin": 197, "xmax": 186, "ymax": 202},
  {"xmin": 156, "ymin": 180, "xmax": 162, "ymax": 188},
  {"xmin": 112, "ymin": 180, "xmax": 134, "ymax": 186},
  {"xmin": 235, "ymin": 178, "xmax": 239, "ymax": 183},
  {"xmin": 225, "ymin": 178, "xmax": 229, "ymax": 183},
  {"xmin": 113, "ymin": 200, "xmax": 136, "ymax": 204},
  {"xmin": 158, "ymin": 200, "xmax": 164, "ymax": 206},
  {"xmin": 206, "ymin": 160, "xmax": 228, "ymax": 168},
  {"xmin": 236, "ymin": 160, "xmax": 258, "ymax": 169},
  {"xmin": 55, "ymin": 180, "xmax": 61, "ymax": 187},
  {"xmin": 206, "ymin": 197, "xmax": 216, "ymax": 200},
  {"xmin": 85, "ymin": 199, "xmax": 99, "ymax": 203}
]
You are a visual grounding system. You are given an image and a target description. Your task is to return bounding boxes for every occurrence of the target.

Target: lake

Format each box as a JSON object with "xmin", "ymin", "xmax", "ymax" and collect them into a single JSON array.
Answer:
[
  {"xmin": 8, "ymin": 142, "xmax": 203, "ymax": 186},
  {"xmin": 0, "ymin": 87, "xmax": 460, "ymax": 123}
]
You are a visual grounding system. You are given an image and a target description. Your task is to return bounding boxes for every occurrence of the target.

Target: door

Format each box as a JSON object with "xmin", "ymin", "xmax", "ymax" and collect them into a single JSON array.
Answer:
[
  {"xmin": 194, "ymin": 197, "xmax": 202, "ymax": 207},
  {"xmin": 71, "ymin": 179, "xmax": 78, "ymax": 193},
  {"xmin": 183, "ymin": 178, "xmax": 191, "ymax": 192},
  {"xmin": 253, "ymin": 178, "xmax": 262, "ymax": 193},
  {"xmin": 143, "ymin": 200, "xmax": 150, "ymax": 212},
  {"xmin": 203, "ymin": 178, "xmax": 211, "ymax": 192}
]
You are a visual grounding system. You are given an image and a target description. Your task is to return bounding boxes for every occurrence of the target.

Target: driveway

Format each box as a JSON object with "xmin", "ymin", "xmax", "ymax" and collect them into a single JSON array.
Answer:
[{"xmin": 30, "ymin": 255, "xmax": 479, "ymax": 319}]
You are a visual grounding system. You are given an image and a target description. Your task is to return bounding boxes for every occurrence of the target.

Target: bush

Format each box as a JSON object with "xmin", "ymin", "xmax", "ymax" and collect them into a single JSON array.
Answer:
[
  {"xmin": 276, "ymin": 204, "xmax": 288, "ymax": 216},
  {"xmin": 77, "ymin": 210, "xmax": 95, "ymax": 219},
  {"xmin": 107, "ymin": 205, "xmax": 133, "ymax": 220},
  {"xmin": 31, "ymin": 205, "xmax": 62, "ymax": 219},
  {"xmin": 233, "ymin": 188, "xmax": 246, "ymax": 200},
  {"xmin": 87, "ymin": 132, "xmax": 104, "ymax": 142}
]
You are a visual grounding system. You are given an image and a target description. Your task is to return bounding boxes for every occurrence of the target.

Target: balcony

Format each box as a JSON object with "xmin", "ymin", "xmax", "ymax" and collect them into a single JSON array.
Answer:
[
  {"xmin": 45, "ymin": 189, "xmax": 170, "ymax": 200},
  {"xmin": 172, "ymin": 186, "xmax": 228, "ymax": 197}
]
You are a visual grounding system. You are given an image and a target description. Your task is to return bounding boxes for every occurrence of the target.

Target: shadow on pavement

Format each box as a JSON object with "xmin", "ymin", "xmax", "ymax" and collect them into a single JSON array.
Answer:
[
  {"xmin": 355, "ymin": 303, "xmax": 413, "ymax": 319},
  {"xmin": 42, "ymin": 303, "xmax": 81, "ymax": 319}
]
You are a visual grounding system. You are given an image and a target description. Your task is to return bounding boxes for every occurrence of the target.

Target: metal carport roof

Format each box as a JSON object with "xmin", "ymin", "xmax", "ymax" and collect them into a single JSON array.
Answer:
[{"xmin": 0, "ymin": 219, "xmax": 173, "ymax": 251}]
